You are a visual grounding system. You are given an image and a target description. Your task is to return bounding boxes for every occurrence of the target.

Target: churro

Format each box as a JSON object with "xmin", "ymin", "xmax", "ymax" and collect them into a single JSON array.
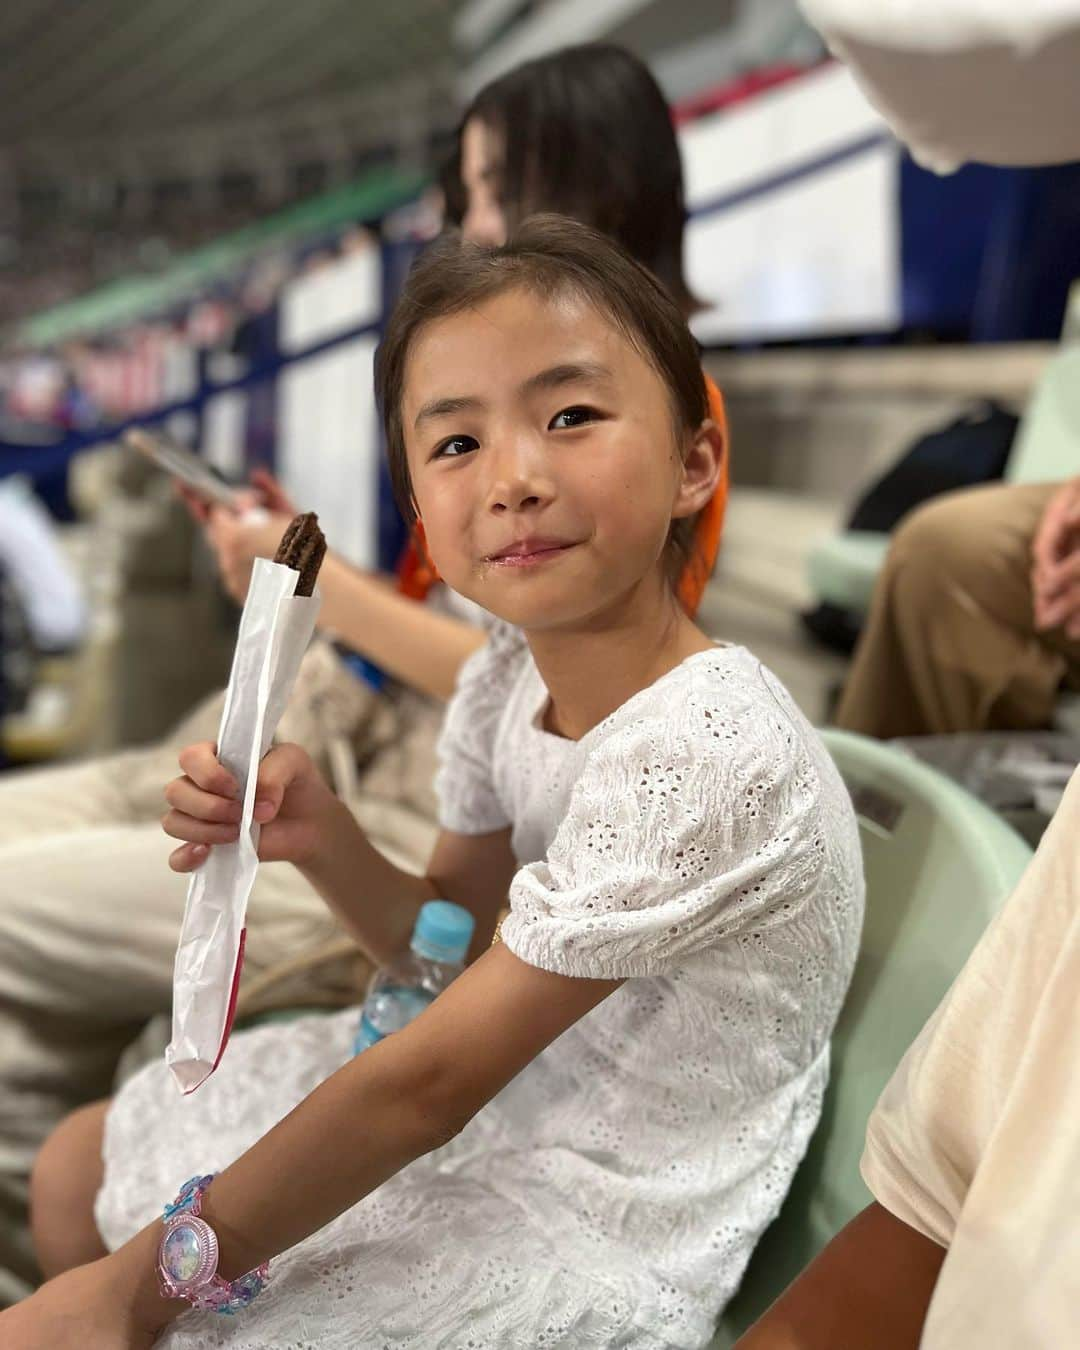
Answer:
[{"xmin": 273, "ymin": 512, "xmax": 326, "ymax": 597}]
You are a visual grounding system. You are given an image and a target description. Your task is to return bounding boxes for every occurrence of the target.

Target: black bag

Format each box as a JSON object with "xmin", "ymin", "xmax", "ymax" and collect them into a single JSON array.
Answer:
[
  {"xmin": 847, "ymin": 399, "xmax": 1018, "ymax": 533},
  {"xmin": 803, "ymin": 400, "xmax": 1019, "ymax": 654}
]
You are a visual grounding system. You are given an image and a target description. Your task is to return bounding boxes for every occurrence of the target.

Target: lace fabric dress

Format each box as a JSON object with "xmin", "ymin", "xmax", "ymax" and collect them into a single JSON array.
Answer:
[{"xmin": 96, "ymin": 631, "xmax": 864, "ymax": 1349}]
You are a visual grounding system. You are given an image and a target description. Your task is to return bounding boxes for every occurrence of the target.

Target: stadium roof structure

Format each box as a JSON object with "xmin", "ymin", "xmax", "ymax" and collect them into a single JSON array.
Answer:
[
  {"xmin": 1, "ymin": 0, "xmax": 466, "ymax": 345},
  {"xmin": 0, "ymin": 0, "xmax": 462, "ymax": 192}
]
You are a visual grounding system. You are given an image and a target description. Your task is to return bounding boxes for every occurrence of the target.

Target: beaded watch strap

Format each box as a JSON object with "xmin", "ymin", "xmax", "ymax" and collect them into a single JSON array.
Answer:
[{"xmin": 159, "ymin": 1174, "xmax": 269, "ymax": 1315}]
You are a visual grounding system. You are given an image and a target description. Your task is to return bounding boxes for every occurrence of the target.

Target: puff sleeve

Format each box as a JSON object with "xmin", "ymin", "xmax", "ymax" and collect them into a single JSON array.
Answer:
[{"xmin": 500, "ymin": 681, "xmax": 834, "ymax": 980}]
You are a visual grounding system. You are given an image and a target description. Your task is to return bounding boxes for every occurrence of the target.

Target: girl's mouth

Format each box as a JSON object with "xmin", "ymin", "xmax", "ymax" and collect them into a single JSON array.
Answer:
[{"xmin": 486, "ymin": 537, "xmax": 579, "ymax": 567}]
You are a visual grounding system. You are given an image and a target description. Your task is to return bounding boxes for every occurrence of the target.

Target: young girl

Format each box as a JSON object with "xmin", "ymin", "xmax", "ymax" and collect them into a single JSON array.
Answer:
[{"xmin": 12, "ymin": 218, "xmax": 862, "ymax": 1349}]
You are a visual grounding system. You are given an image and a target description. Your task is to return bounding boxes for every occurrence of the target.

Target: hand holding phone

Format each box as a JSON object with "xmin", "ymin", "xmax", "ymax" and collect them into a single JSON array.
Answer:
[
  {"xmin": 123, "ymin": 428, "xmax": 243, "ymax": 511},
  {"xmin": 205, "ymin": 507, "xmax": 295, "ymax": 605}
]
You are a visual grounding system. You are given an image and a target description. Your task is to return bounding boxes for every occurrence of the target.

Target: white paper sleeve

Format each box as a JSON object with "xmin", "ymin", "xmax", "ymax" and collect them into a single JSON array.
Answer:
[{"xmin": 166, "ymin": 558, "xmax": 321, "ymax": 1093}]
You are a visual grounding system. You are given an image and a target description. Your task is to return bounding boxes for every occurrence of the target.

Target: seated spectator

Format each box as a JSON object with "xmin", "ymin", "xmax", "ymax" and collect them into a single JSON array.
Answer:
[
  {"xmin": 0, "ymin": 42, "xmax": 728, "ymax": 1306},
  {"xmin": 0, "ymin": 478, "xmax": 87, "ymax": 760},
  {"xmin": 803, "ymin": 0, "xmax": 1080, "ymax": 736},
  {"xmin": 0, "ymin": 478, "xmax": 86, "ymax": 658},
  {"xmin": 835, "ymin": 477, "xmax": 1080, "ymax": 736}
]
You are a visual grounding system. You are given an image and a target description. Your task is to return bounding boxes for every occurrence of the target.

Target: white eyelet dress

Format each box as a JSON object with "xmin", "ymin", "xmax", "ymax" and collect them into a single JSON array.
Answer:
[{"xmin": 95, "ymin": 627, "xmax": 863, "ymax": 1349}]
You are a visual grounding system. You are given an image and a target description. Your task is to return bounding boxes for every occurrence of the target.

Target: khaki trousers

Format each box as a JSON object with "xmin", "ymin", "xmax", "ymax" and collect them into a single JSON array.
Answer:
[
  {"xmin": 836, "ymin": 482, "xmax": 1080, "ymax": 738},
  {"xmin": 0, "ymin": 646, "xmax": 441, "ymax": 1305}
]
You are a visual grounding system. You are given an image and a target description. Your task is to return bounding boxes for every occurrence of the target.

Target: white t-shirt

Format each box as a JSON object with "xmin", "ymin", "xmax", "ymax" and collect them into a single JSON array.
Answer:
[{"xmin": 862, "ymin": 765, "xmax": 1080, "ymax": 1348}]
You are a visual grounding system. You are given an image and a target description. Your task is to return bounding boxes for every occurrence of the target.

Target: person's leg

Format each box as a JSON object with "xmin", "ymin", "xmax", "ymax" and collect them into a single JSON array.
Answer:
[
  {"xmin": 30, "ymin": 1102, "xmax": 109, "ymax": 1280},
  {"xmin": 0, "ymin": 682, "xmax": 227, "ymax": 848},
  {"xmin": 0, "ymin": 819, "xmax": 337, "ymax": 1305},
  {"xmin": 835, "ymin": 481, "xmax": 1080, "ymax": 737},
  {"xmin": 0, "ymin": 820, "xmax": 185, "ymax": 1305},
  {"xmin": 0, "ymin": 750, "xmax": 158, "ymax": 845}
]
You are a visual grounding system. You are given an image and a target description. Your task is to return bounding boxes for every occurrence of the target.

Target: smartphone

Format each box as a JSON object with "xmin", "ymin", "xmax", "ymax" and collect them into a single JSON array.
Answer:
[{"xmin": 123, "ymin": 428, "xmax": 243, "ymax": 511}]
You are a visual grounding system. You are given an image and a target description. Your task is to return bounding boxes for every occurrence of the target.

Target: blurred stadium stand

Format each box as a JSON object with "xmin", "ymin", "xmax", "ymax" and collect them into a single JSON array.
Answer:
[{"xmin": 0, "ymin": 0, "xmax": 460, "ymax": 324}]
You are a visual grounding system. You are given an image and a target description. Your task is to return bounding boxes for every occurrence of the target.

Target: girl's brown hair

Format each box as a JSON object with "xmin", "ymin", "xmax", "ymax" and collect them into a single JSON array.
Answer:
[{"xmin": 375, "ymin": 214, "xmax": 708, "ymax": 586}]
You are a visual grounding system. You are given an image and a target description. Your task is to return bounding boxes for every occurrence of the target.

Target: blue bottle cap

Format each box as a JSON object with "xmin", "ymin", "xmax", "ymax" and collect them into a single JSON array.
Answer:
[{"xmin": 412, "ymin": 900, "xmax": 475, "ymax": 964}]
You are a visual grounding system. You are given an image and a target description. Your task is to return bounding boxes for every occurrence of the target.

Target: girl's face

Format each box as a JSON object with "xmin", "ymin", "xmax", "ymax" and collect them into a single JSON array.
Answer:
[
  {"xmin": 459, "ymin": 118, "xmax": 508, "ymax": 248},
  {"xmin": 400, "ymin": 286, "xmax": 714, "ymax": 633}
]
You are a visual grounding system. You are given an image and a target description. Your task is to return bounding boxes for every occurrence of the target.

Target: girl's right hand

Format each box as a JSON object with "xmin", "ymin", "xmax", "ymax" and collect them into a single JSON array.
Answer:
[{"xmin": 163, "ymin": 741, "xmax": 338, "ymax": 872}]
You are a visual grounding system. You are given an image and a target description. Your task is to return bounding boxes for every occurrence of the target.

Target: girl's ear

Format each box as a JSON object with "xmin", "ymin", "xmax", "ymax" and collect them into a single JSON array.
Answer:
[{"xmin": 672, "ymin": 419, "xmax": 725, "ymax": 520}]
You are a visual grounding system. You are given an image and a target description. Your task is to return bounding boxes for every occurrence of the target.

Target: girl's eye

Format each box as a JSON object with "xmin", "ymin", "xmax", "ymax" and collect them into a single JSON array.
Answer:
[
  {"xmin": 432, "ymin": 434, "xmax": 479, "ymax": 460},
  {"xmin": 549, "ymin": 406, "xmax": 598, "ymax": 430}
]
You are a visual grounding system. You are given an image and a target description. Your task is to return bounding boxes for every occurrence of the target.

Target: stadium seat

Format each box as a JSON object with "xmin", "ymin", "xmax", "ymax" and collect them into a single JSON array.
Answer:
[
  {"xmin": 805, "ymin": 530, "xmax": 890, "ymax": 614},
  {"xmin": 805, "ymin": 343, "xmax": 1080, "ymax": 635},
  {"xmin": 710, "ymin": 729, "xmax": 1033, "ymax": 1346}
]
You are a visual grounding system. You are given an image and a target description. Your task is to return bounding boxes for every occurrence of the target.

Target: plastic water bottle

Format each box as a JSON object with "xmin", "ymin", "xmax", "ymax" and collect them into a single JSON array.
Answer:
[{"xmin": 353, "ymin": 900, "xmax": 475, "ymax": 1053}]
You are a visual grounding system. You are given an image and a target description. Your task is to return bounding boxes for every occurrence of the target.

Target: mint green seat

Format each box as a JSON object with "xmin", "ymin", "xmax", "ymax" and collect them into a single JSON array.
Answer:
[
  {"xmin": 1005, "ymin": 344, "xmax": 1080, "ymax": 484},
  {"xmin": 805, "ymin": 531, "xmax": 890, "ymax": 613},
  {"xmin": 709, "ymin": 730, "xmax": 1033, "ymax": 1347},
  {"xmin": 807, "ymin": 344, "xmax": 1080, "ymax": 618}
]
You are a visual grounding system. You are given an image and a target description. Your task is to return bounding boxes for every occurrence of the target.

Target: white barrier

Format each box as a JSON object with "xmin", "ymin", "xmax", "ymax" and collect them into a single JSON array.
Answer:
[
  {"xmin": 277, "ymin": 248, "xmax": 382, "ymax": 569},
  {"xmin": 683, "ymin": 64, "xmax": 900, "ymax": 342}
]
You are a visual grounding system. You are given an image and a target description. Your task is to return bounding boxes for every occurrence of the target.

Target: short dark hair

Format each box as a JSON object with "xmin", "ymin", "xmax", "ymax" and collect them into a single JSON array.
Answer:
[
  {"xmin": 441, "ymin": 44, "xmax": 696, "ymax": 315},
  {"xmin": 375, "ymin": 214, "xmax": 707, "ymax": 586}
]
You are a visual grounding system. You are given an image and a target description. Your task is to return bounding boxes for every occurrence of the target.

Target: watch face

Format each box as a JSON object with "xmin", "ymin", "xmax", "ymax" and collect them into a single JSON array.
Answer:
[
  {"xmin": 163, "ymin": 1223, "xmax": 202, "ymax": 1281},
  {"xmin": 159, "ymin": 1214, "xmax": 218, "ymax": 1291}
]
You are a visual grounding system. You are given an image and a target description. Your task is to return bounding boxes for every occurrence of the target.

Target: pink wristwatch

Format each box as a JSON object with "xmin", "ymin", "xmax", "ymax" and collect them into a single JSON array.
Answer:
[{"xmin": 157, "ymin": 1175, "xmax": 269, "ymax": 1315}]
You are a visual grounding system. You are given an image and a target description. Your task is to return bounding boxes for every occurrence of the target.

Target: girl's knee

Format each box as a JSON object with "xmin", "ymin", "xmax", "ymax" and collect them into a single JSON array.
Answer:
[
  {"xmin": 31, "ymin": 1099, "xmax": 110, "ymax": 1276},
  {"xmin": 32, "ymin": 1099, "xmax": 109, "ymax": 1198}
]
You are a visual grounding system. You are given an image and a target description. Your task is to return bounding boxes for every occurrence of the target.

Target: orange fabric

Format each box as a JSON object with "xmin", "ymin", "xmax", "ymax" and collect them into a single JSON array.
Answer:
[
  {"xmin": 677, "ymin": 375, "xmax": 728, "ymax": 617},
  {"xmin": 396, "ymin": 372, "xmax": 730, "ymax": 618},
  {"xmin": 396, "ymin": 520, "xmax": 439, "ymax": 601}
]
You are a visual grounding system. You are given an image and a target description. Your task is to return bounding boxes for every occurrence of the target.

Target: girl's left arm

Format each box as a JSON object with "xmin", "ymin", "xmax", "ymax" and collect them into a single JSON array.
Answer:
[{"xmin": 112, "ymin": 941, "xmax": 622, "ymax": 1338}]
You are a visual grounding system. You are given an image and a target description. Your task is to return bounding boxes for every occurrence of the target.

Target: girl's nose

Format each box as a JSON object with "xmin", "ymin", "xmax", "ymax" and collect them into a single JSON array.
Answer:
[
  {"xmin": 485, "ymin": 439, "xmax": 556, "ymax": 516},
  {"xmin": 489, "ymin": 487, "xmax": 544, "ymax": 515}
]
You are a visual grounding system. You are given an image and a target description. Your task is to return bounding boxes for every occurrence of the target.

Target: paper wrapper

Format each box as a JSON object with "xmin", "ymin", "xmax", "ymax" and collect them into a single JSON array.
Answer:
[{"xmin": 166, "ymin": 558, "xmax": 320, "ymax": 1093}]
